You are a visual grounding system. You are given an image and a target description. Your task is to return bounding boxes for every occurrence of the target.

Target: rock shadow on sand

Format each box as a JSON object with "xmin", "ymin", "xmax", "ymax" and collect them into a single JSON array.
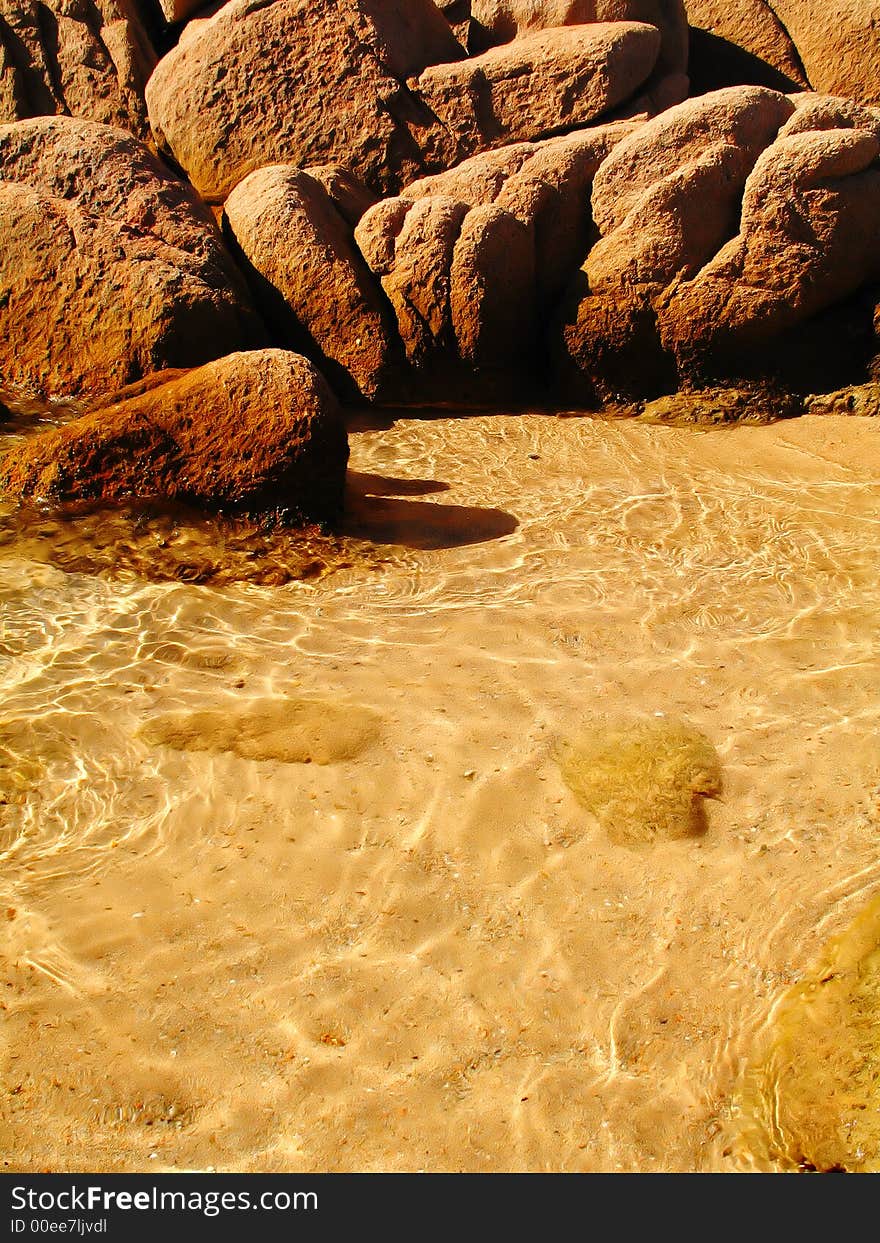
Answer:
[{"xmin": 344, "ymin": 470, "xmax": 518, "ymax": 550}]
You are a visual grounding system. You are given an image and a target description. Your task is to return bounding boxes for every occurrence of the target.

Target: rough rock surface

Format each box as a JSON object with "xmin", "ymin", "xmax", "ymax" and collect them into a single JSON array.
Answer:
[
  {"xmin": 559, "ymin": 87, "xmax": 880, "ymax": 400},
  {"xmin": 145, "ymin": 0, "xmax": 663, "ymax": 202},
  {"xmin": 464, "ymin": 0, "xmax": 689, "ymax": 79},
  {"xmin": 804, "ymin": 382, "xmax": 880, "ymax": 417},
  {"xmin": 0, "ymin": 115, "xmax": 264, "ymax": 400},
  {"xmin": 685, "ymin": 0, "xmax": 880, "ymax": 105},
  {"xmin": 145, "ymin": 0, "xmax": 467, "ymax": 202},
  {"xmin": 223, "ymin": 164, "xmax": 401, "ymax": 402},
  {"xmin": 355, "ymin": 123, "xmax": 636, "ymax": 394},
  {"xmin": 0, "ymin": 349, "xmax": 349, "ymax": 520},
  {"xmin": 0, "ymin": 0, "xmax": 157, "ymax": 137},
  {"xmin": 414, "ymin": 22, "xmax": 661, "ymax": 151}
]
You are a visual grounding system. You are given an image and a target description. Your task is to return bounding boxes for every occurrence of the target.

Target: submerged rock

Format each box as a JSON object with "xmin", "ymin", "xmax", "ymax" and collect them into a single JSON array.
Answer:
[
  {"xmin": 0, "ymin": 116, "xmax": 264, "ymax": 401},
  {"xmin": 139, "ymin": 697, "xmax": 381, "ymax": 765},
  {"xmin": 558, "ymin": 87, "xmax": 880, "ymax": 401},
  {"xmin": 0, "ymin": 0, "xmax": 157, "ymax": 137},
  {"xmin": 0, "ymin": 350, "xmax": 349, "ymax": 522},
  {"xmin": 223, "ymin": 164, "xmax": 402, "ymax": 403},
  {"xmin": 557, "ymin": 716, "xmax": 722, "ymax": 845},
  {"xmin": 735, "ymin": 894, "xmax": 880, "ymax": 1172}
]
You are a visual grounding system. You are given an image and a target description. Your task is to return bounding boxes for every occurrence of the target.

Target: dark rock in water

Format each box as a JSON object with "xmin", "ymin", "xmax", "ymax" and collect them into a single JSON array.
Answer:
[
  {"xmin": 639, "ymin": 385, "xmax": 803, "ymax": 424},
  {"xmin": 0, "ymin": 0, "xmax": 157, "ymax": 138},
  {"xmin": 804, "ymin": 382, "xmax": 880, "ymax": 417},
  {"xmin": 0, "ymin": 115, "xmax": 264, "ymax": 401},
  {"xmin": 0, "ymin": 349, "xmax": 349, "ymax": 523},
  {"xmin": 223, "ymin": 164, "xmax": 403, "ymax": 403},
  {"xmin": 557, "ymin": 87, "xmax": 880, "ymax": 402}
]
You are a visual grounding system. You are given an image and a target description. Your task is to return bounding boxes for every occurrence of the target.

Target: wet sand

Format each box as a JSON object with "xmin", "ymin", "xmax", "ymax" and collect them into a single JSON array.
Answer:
[{"xmin": 1, "ymin": 411, "xmax": 878, "ymax": 1172}]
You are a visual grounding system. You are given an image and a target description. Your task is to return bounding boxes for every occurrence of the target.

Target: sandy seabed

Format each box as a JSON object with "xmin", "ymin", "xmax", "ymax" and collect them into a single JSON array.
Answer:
[{"xmin": 0, "ymin": 410, "xmax": 878, "ymax": 1172}]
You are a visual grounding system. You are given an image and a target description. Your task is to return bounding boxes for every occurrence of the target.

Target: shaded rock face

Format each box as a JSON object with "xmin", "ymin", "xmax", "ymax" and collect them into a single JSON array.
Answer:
[
  {"xmin": 354, "ymin": 122, "xmax": 637, "ymax": 399},
  {"xmin": 558, "ymin": 87, "xmax": 880, "ymax": 401},
  {"xmin": 0, "ymin": 115, "xmax": 264, "ymax": 400},
  {"xmin": 223, "ymin": 164, "xmax": 401, "ymax": 403},
  {"xmin": 685, "ymin": 0, "xmax": 880, "ymax": 106},
  {"xmin": 145, "ymin": 0, "xmax": 665, "ymax": 202},
  {"xmin": 0, "ymin": 0, "xmax": 157, "ymax": 137},
  {"xmin": 0, "ymin": 349, "xmax": 349, "ymax": 521}
]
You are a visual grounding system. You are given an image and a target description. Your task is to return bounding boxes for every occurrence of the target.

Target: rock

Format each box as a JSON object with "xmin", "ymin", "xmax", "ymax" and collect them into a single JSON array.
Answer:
[
  {"xmin": 414, "ymin": 22, "xmax": 662, "ymax": 154},
  {"xmin": 639, "ymin": 384, "xmax": 802, "ymax": 423},
  {"xmin": 561, "ymin": 88, "xmax": 880, "ymax": 399},
  {"xmin": 663, "ymin": 126, "xmax": 880, "ymax": 384},
  {"xmin": 0, "ymin": 0, "xmax": 157, "ymax": 137},
  {"xmin": 804, "ymin": 382, "xmax": 880, "ymax": 417},
  {"xmin": 304, "ymin": 164, "xmax": 379, "ymax": 229},
  {"xmin": 0, "ymin": 115, "xmax": 264, "ymax": 400},
  {"xmin": 685, "ymin": 0, "xmax": 880, "ymax": 105},
  {"xmin": 685, "ymin": 0, "xmax": 809, "ymax": 92},
  {"xmin": 145, "ymin": 0, "xmax": 466, "ymax": 202},
  {"xmin": 466, "ymin": 0, "xmax": 689, "ymax": 80},
  {"xmin": 354, "ymin": 123, "xmax": 635, "ymax": 393},
  {"xmin": 139, "ymin": 696, "xmax": 381, "ymax": 765},
  {"xmin": 0, "ymin": 349, "xmax": 349, "ymax": 521},
  {"xmin": 223, "ymin": 164, "xmax": 401, "ymax": 402},
  {"xmin": 557, "ymin": 715, "xmax": 722, "ymax": 845}
]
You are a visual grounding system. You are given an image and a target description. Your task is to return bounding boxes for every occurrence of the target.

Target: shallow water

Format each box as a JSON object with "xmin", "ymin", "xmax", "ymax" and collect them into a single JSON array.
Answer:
[{"xmin": 0, "ymin": 409, "xmax": 878, "ymax": 1172}]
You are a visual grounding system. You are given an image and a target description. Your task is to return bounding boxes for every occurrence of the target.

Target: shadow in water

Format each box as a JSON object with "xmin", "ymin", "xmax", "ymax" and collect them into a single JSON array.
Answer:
[{"xmin": 344, "ymin": 471, "xmax": 518, "ymax": 550}]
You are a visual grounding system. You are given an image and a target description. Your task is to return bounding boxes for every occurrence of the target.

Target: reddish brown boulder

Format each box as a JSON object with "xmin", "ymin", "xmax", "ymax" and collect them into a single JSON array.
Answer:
[
  {"xmin": 0, "ymin": 116, "xmax": 263, "ymax": 401},
  {"xmin": 0, "ymin": 350, "xmax": 349, "ymax": 521},
  {"xmin": 685, "ymin": 0, "xmax": 880, "ymax": 105},
  {"xmin": 0, "ymin": 0, "xmax": 156, "ymax": 137},
  {"xmin": 223, "ymin": 165, "xmax": 401, "ymax": 402},
  {"xmin": 413, "ymin": 22, "xmax": 662, "ymax": 152},
  {"xmin": 466, "ymin": 1, "xmax": 689, "ymax": 78},
  {"xmin": 354, "ymin": 122, "xmax": 637, "ymax": 391},
  {"xmin": 145, "ymin": 0, "xmax": 466, "ymax": 202},
  {"xmin": 558, "ymin": 87, "xmax": 880, "ymax": 399}
]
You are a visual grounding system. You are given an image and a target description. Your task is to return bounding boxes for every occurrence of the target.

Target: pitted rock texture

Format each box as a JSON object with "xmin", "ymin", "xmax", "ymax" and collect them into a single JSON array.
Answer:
[
  {"xmin": 0, "ymin": 115, "xmax": 264, "ymax": 400},
  {"xmin": 0, "ymin": 349, "xmax": 349, "ymax": 521},
  {"xmin": 145, "ymin": 0, "xmax": 467, "ymax": 202},
  {"xmin": 223, "ymin": 164, "xmax": 401, "ymax": 402},
  {"xmin": 0, "ymin": 0, "xmax": 157, "ymax": 137},
  {"xmin": 558, "ymin": 87, "xmax": 880, "ymax": 401},
  {"xmin": 145, "ymin": 0, "xmax": 665, "ymax": 202}
]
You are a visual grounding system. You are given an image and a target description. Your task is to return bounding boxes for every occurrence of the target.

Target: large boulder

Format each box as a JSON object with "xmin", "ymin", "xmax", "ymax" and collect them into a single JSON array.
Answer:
[
  {"xmin": 354, "ymin": 122, "xmax": 636, "ymax": 395},
  {"xmin": 558, "ymin": 88, "xmax": 880, "ymax": 399},
  {"xmin": 465, "ymin": 0, "xmax": 689, "ymax": 79},
  {"xmin": 0, "ymin": 350, "xmax": 349, "ymax": 521},
  {"xmin": 685, "ymin": 0, "xmax": 880, "ymax": 105},
  {"xmin": 222, "ymin": 164, "xmax": 401, "ymax": 402},
  {"xmin": 0, "ymin": 116, "xmax": 264, "ymax": 401},
  {"xmin": 413, "ymin": 22, "xmax": 662, "ymax": 151},
  {"xmin": 145, "ymin": 0, "xmax": 665, "ymax": 202},
  {"xmin": 0, "ymin": 0, "xmax": 157, "ymax": 137},
  {"xmin": 145, "ymin": 0, "xmax": 467, "ymax": 202}
]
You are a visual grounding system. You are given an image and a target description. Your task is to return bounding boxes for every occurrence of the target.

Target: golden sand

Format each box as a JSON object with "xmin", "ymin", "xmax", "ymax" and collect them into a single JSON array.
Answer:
[{"xmin": 0, "ymin": 411, "xmax": 879, "ymax": 1171}]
